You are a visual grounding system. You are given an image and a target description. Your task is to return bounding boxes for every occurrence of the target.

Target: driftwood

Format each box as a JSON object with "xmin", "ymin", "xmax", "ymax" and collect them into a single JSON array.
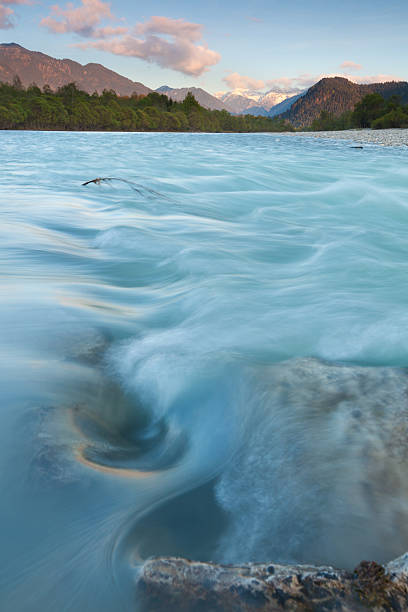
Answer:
[{"xmin": 82, "ymin": 177, "xmax": 170, "ymax": 199}]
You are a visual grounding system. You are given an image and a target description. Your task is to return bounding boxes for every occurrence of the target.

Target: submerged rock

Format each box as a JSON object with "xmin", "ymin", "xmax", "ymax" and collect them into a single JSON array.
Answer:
[{"xmin": 137, "ymin": 554, "xmax": 408, "ymax": 611}]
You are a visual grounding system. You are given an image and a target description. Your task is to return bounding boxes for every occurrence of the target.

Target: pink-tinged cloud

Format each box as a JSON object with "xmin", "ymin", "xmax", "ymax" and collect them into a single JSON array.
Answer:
[
  {"xmin": 317, "ymin": 72, "xmax": 403, "ymax": 86},
  {"xmin": 223, "ymin": 72, "xmax": 266, "ymax": 90},
  {"xmin": 265, "ymin": 73, "xmax": 403, "ymax": 92},
  {"xmin": 248, "ymin": 16, "xmax": 263, "ymax": 23},
  {"xmin": 223, "ymin": 71, "xmax": 404, "ymax": 94},
  {"xmin": 41, "ymin": 0, "xmax": 112, "ymax": 37},
  {"xmin": 0, "ymin": 0, "xmax": 32, "ymax": 30},
  {"xmin": 79, "ymin": 17, "xmax": 221, "ymax": 76},
  {"xmin": 93, "ymin": 25, "xmax": 127, "ymax": 38},
  {"xmin": 340, "ymin": 60, "xmax": 362, "ymax": 71},
  {"xmin": 350, "ymin": 73, "xmax": 402, "ymax": 84},
  {"xmin": 0, "ymin": 4, "xmax": 13, "ymax": 28},
  {"xmin": 136, "ymin": 16, "xmax": 202, "ymax": 42},
  {"xmin": 264, "ymin": 74, "xmax": 318, "ymax": 92}
]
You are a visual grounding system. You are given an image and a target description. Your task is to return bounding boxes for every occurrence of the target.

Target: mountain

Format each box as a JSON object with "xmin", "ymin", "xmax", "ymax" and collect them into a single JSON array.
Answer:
[
  {"xmin": 215, "ymin": 89, "xmax": 297, "ymax": 115},
  {"xmin": 243, "ymin": 91, "xmax": 306, "ymax": 117},
  {"xmin": 0, "ymin": 43, "xmax": 151, "ymax": 95},
  {"xmin": 280, "ymin": 77, "xmax": 408, "ymax": 127},
  {"xmin": 242, "ymin": 106, "xmax": 269, "ymax": 116},
  {"xmin": 268, "ymin": 92, "xmax": 306, "ymax": 117},
  {"xmin": 260, "ymin": 90, "xmax": 294, "ymax": 110},
  {"xmin": 155, "ymin": 85, "xmax": 298, "ymax": 117},
  {"xmin": 216, "ymin": 90, "xmax": 261, "ymax": 114},
  {"xmin": 155, "ymin": 86, "xmax": 227, "ymax": 111},
  {"xmin": 155, "ymin": 85, "xmax": 173, "ymax": 94}
]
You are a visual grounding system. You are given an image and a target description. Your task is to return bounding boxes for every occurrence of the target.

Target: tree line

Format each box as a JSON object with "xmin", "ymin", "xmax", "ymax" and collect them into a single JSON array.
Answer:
[
  {"xmin": 310, "ymin": 93, "xmax": 408, "ymax": 131},
  {"xmin": 0, "ymin": 79, "xmax": 294, "ymax": 133}
]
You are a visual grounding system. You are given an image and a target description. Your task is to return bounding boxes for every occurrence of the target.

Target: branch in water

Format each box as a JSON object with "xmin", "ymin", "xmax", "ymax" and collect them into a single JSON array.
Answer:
[{"xmin": 81, "ymin": 177, "xmax": 169, "ymax": 200}]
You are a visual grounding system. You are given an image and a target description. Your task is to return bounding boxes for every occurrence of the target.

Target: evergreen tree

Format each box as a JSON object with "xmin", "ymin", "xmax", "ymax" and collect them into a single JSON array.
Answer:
[{"xmin": 0, "ymin": 80, "xmax": 295, "ymax": 133}]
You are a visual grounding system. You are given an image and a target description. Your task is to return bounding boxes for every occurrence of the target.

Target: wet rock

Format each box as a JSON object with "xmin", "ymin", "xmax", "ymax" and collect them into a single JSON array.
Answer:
[{"xmin": 137, "ymin": 554, "xmax": 408, "ymax": 611}]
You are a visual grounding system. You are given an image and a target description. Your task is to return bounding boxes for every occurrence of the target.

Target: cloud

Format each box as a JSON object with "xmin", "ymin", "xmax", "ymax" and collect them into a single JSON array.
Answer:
[
  {"xmin": 41, "ymin": 0, "xmax": 113, "ymax": 37},
  {"xmin": 264, "ymin": 74, "xmax": 318, "ymax": 92},
  {"xmin": 248, "ymin": 17, "xmax": 263, "ymax": 23},
  {"xmin": 40, "ymin": 4, "xmax": 220, "ymax": 77},
  {"xmin": 223, "ymin": 71, "xmax": 404, "ymax": 94},
  {"xmin": 223, "ymin": 73, "xmax": 315, "ymax": 93},
  {"xmin": 340, "ymin": 60, "xmax": 362, "ymax": 71},
  {"xmin": 136, "ymin": 16, "xmax": 202, "ymax": 41},
  {"xmin": 267, "ymin": 73, "xmax": 404, "ymax": 91},
  {"xmin": 92, "ymin": 25, "xmax": 127, "ymax": 38},
  {"xmin": 223, "ymin": 72, "xmax": 266, "ymax": 90},
  {"xmin": 79, "ymin": 16, "xmax": 221, "ymax": 76},
  {"xmin": 0, "ymin": 0, "xmax": 31, "ymax": 30},
  {"xmin": 318, "ymin": 72, "xmax": 403, "ymax": 86},
  {"xmin": 0, "ymin": 4, "xmax": 13, "ymax": 28},
  {"xmin": 351, "ymin": 73, "xmax": 401, "ymax": 84}
]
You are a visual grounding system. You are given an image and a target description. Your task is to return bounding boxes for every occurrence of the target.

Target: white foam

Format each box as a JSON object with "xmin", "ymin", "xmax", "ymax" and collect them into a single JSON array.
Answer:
[{"xmin": 215, "ymin": 358, "xmax": 408, "ymax": 568}]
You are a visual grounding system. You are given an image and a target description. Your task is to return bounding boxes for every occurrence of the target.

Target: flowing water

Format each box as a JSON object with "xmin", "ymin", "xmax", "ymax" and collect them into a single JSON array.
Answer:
[{"xmin": 1, "ymin": 131, "xmax": 408, "ymax": 610}]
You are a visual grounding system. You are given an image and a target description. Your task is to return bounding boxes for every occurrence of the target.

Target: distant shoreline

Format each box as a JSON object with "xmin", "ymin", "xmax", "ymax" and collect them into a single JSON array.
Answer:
[
  {"xmin": 2, "ymin": 128, "xmax": 408, "ymax": 145},
  {"xmin": 0, "ymin": 128, "xmax": 287, "ymax": 134},
  {"xmin": 295, "ymin": 128, "xmax": 408, "ymax": 146}
]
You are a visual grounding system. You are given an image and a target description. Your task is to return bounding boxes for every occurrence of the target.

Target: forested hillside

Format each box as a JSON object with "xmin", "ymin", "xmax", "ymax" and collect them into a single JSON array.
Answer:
[
  {"xmin": 0, "ymin": 81, "xmax": 294, "ymax": 132},
  {"xmin": 311, "ymin": 93, "xmax": 408, "ymax": 130},
  {"xmin": 281, "ymin": 77, "xmax": 408, "ymax": 127}
]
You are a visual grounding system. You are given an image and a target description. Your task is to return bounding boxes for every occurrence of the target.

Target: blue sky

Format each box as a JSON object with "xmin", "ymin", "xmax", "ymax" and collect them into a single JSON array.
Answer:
[{"xmin": 1, "ymin": 0, "xmax": 407, "ymax": 93}]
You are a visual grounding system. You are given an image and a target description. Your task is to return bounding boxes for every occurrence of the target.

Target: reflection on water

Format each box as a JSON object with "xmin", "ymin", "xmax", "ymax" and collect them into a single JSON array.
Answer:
[{"xmin": 1, "ymin": 131, "xmax": 408, "ymax": 610}]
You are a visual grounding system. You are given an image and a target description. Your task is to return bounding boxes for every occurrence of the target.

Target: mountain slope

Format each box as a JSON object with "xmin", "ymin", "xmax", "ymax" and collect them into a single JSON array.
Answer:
[
  {"xmin": 242, "ymin": 106, "xmax": 269, "ymax": 116},
  {"xmin": 268, "ymin": 91, "xmax": 306, "ymax": 117},
  {"xmin": 0, "ymin": 43, "xmax": 151, "ymax": 95},
  {"xmin": 216, "ymin": 91, "xmax": 261, "ymax": 114},
  {"xmin": 281, "ymin": 77, "xmax": 408, "ymax": 127},
  {"xmin": 156, "ymin": 86, "xmax": 227, "ymax": 111}
]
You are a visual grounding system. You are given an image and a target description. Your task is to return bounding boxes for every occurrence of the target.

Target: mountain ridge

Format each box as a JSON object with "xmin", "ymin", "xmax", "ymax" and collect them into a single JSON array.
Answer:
[
  {"xmin": 280, "ymin": 77, "xmax": 408, "ymax": 127},
  {"xmin": 0, "ymin": 43, "xmax": 151, "ymax": 96},
  {"xmin": 2, "ymin": 46, "xmax": 407, "ymax": 127},
  {"xmin": 268, "ymin": 92, "xmax": 306, "ymax": 117},
  {"xmin": 155, "ymin": 85, "xmax": 227, "ymax": 111},
  {"xmin": 215, "ymin": 88, "xmax": 300, "ymax": 115}
]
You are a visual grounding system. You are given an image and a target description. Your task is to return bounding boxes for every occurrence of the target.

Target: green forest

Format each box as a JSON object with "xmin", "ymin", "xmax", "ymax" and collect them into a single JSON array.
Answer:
[
  {"xmin": 0, "ymin": 79, "xmax": 294, "ymax": 132},
  {"xmin": 310, "ymin": 93, "xmax": 408, "ymax": 131},
  {"xmin": 1, "ymin": 78, "xmax": 407, "ymax": 133}
]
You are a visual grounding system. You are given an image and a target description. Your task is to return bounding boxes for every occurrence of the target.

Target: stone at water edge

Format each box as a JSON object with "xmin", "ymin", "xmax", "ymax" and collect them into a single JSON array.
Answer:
[{"xmin": 137, "ymin": 553, "xmax": 408, "ymax": 611}]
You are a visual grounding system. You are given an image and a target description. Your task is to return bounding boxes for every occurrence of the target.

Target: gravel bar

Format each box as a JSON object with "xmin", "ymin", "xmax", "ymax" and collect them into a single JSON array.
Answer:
[{"xmin": 295, "ymin": 128, "xmax": 408, "ymax": 147}]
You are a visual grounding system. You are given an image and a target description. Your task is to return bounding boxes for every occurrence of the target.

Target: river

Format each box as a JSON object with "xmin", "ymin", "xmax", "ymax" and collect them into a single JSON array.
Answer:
[{"xmin": 1, "ymin": 131, "xmax": 408, "ymax": 610}]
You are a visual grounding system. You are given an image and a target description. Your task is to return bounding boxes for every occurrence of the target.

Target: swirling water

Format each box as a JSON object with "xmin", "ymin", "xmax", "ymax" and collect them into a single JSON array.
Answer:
[{"xmin": 1, "ymin": 131, "xmax": 408, "ymax": 610}]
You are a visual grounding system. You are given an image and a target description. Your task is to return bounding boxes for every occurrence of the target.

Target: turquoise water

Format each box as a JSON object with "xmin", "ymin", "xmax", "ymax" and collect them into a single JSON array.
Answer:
[{"xmin": 1, "ymin": 131, "xmax": 408, "ymax": 610}]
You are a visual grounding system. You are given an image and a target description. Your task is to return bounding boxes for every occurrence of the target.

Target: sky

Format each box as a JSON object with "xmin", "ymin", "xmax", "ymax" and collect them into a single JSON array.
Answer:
[{"xmin": 1, "ymin": 0, "xmax": 407, "ymax": 94}]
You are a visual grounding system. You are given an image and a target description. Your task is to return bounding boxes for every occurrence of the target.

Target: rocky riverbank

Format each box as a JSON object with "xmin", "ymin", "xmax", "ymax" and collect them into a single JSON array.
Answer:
[
  {"xmin": 137, "ymin": 553, "xmax": 408, "ymax": 611},
  {"xmin": 296, "ymin": 128, "xmax": 408, "ymax": 146}
]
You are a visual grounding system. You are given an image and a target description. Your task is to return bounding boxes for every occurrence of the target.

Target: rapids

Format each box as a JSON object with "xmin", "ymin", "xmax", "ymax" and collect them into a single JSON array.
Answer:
[{"xmin": 1, "ymin": 131, "xmax": 408, "ymax": 610}]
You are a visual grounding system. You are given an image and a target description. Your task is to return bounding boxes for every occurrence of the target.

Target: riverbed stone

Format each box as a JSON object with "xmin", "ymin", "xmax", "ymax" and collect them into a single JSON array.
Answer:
[
  {"xmin": 294, "ymin": 128, "xmax": 408, "ymax": 147},
  {"xmin": 137, "ymin": 553, "xmax": 408, "ymax": 611}
]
